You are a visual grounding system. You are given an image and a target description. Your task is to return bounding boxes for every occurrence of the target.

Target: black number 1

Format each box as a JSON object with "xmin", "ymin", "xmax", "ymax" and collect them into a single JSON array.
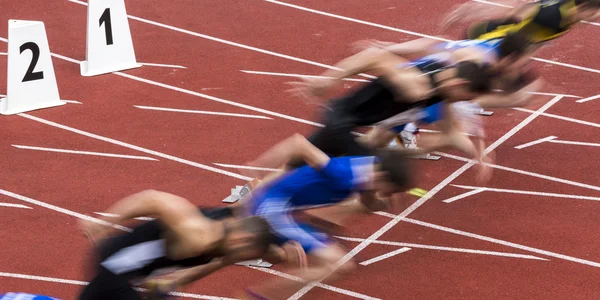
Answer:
[
  {"xmin": 20, "ymin": 42, "xmax": 44, "ymax": 82},
  {"xmin": 99, "ymin": 8, "xmax": 114, "ymax": 45}
]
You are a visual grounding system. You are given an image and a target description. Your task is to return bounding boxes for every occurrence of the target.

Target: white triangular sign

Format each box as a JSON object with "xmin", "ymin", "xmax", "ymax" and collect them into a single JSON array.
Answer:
[
  {"xmin": 80, "ymin": 0, "xmax": 141, "ymax": 76},
  {"xmin": 1, "ymin": 20, "xmax": 65, "ymax": 115}
]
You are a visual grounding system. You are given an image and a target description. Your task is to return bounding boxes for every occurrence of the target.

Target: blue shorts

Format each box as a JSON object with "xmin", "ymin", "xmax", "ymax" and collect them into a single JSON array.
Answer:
[
  {"xmin": 248, "ymin": 190, "xmax": 332, "ymax": 254},
  {"xmin": 391, "ymin": 102, "xmax": 444, "ymax": 133}
]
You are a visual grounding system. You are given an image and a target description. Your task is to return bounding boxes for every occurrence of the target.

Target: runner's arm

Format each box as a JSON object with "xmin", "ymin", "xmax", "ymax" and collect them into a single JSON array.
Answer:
[
  {"xmin": 382, "ymin": 38, "xmax": 440, "ymax": 57},
  {"xmin": 313, "ymin": 48, "xmax": 414, "ymax": 93},
  {"xmin": 97, "ymin": 190, "xmax": 200, "ymax": 229},
  {"xmin": 247, "ymin": 134, "xmax": 331, "ymax": 171}
]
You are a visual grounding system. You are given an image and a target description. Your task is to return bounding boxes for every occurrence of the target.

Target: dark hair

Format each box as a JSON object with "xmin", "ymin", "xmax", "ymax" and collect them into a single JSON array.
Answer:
[
  {"xmin": 455, "ymin": 61, "xmax": 491, "ymax": 93},
  {"xmin": 498, "ymin": 32, "xmax": 530, "ymax": 59},
  {"xmin": 236, "ymin": 216, "xmax": 277, "ymax": 255},
  {"xmin": 375, "ymin": 149, "xmax": 413, "ymax": 191}
]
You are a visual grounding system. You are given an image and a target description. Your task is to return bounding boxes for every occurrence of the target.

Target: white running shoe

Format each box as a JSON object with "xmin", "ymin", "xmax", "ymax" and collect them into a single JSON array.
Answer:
[{"xmin": 400, "ymin": 129, "xmax": 419, "ymax": 149}]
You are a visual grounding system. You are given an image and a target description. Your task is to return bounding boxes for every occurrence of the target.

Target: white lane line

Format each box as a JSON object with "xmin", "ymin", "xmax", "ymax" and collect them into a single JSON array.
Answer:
[
  {"xmin": 248, "ymin": 266, "xmax": 380, "ymax": 300},
  {"xmin": 516, "ymin": 136, "xmax": 600, "ymax": 149},
  {"xmin": 62, "ymin": 100, "xmax": 82, "ymax": 104},
  {"xmin": 471, "ymin": 0, "xmax": 512, "ymax": 8},
  {"xmin": 393, "ymin": 216, "xmax": 600, "ymax": 268},
  {"xmin": 66, "ymin": 0, "xmax": 375, "ymax": 79},
  {"xmin": 526, "ymin": 91, "xmax": 580, "ymax": 98},
  {"xmin": 0, "ymin": 52, "xmax": 7, "ymax": 55},
  {"xmin": 472, "ymin": 0, "xmax": 600, "ymax": 26},
  {"xmin": 213, "ymin": 163, "xmax": 280, "ymax": 172},
  {"xmin": 359, "ymin": 247, "xmax": 412, "ymax": 266},
  {"xmin": 442, "ymin": 188, "xmax": 487, "ymax": 203},
  {"xmin": 532, "ymin": 57, "xmax": 600, "ymax": 74},
  {"xmin": 1, "ymin": 188, "xmax": 371, "ymax": 299},
  {"xmin": 0, "ymin": 203, "xmax": 32, "ymax": 209},
  {"xmin": 452, "ymin": 184, "xmax": 600, "ymax": 202},
  {"xmin": 576, "ymin": 94, "xmax": 600, "ymax": 103},
  {"xmin": 433, "ymin": 151, "xmax": 600, "ymax": 193},
  {"xmin": 240, "ymin": 70, "xmax": 371, "ymax": 82},
  {"xmin": 139, "ymin": 62, "xmax": 187, "ymax": 69},
  {"xmin": 483, "ymin": 96, "xmax": 563, "ymax": 153},
  {"xmin": 289, "ymin": 95, "xmax": 563, "ymax": 299},
  {"xmin": 265, "ymin": 0, "xmax": 449, "ymax": 41},
  {"xmin": 337, "ymin": 237, "xmax": 548, "ymax": 261},
  {"xmin": 581, "ymin": 20, "xmax": 600, "ymax": 27},
  {"xmin": 133, "ymin": 105, "xmax": 273, "ymax": 120},
  {"xmin": 419, "ymin": 128, "xmax": 476, "ymax": 137},
  {"xmin": 12, "ymin": 145, "xmax": 159, "ymax": 161},
  {"xmin": 17, "ymin": 114, "xmax": 252, "ymax": 181},
  {"xmin": 9, "ymin": 38, "xmax": 326, "ymax": 128},
  {"xmin": 550, "ymin": 139, "xmax": 600, "ymax": 147},
  {"xmin": 513, "ymin": 107, "xmax": 600, "ymax": 128},
  {"xmin": 19, "ymin": 37, "xmax": 316, "ymax": 127},
  {"xmin": 94, "ymin": 212, "xmax": 155, "ymax": 221},
  {"xmin": 265, "ymin": 0, "xmax": 600, "ymax": 75},
  {"xmin": 514, "ymin": 136, "xmax": 557, "ymax": 149},
  {"xmin": 0, "ymin": 188, "xmax": 131, "ymax": 232},
  {"xmin": 0, "ymin": 271, "xmax": 239, "ymax": 300},
  {"xmin": 116, "ymin": 72, "xmax": 325, "ymax": 128}
]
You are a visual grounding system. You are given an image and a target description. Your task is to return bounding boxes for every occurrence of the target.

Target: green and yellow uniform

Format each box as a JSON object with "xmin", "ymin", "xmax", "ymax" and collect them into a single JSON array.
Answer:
[{"xmin": 467, "ymin": 0, "xmax": 579, "ymax": 43}]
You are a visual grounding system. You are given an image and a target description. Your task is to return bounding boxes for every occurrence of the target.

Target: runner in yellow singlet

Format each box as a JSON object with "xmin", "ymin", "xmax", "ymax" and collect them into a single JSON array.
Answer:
[{"xmin": 444, "ymin": 0, "xmax": 600, "ymax": 45}]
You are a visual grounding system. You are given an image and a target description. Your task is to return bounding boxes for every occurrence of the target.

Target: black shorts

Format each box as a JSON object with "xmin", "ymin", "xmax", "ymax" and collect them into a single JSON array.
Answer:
[
  {"xmin": 78, "ymin": 207, "xmax": 234, "ymax": 300},
  {"xmin": 287, "ymin": 79, "xmax": 407, "ymax": 169}
]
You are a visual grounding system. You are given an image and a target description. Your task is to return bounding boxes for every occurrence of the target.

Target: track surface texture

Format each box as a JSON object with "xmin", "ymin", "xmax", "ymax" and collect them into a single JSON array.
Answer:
[{"xmin": 1, "ymin": 0, "xmax": 600, "ymax": 299}]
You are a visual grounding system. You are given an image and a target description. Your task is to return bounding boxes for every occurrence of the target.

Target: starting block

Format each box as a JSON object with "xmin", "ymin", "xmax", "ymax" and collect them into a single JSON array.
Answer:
[
  {"xmin": 222, "ymin": 180, "xmax": 259, "ymax": 203},
  {"xmin": 388, "ymin": 137, "xmax": 441, "ymax": 161},
  {"xmin": 410, "ymin": 153, "xmax": 441, "ymax": 160},
  {"xmin": 222, "ymin": 185, "xmax": 245, "ymax": 203},
  {"xmin": 235, "ymin": 259, "xmax": 273, "ymax": 268},
  {"xmin": 1, "ymin": 20, "xmax": 66, "ymax": 115},
  {"xmin": 478, "ymin": 110, "xmax": 494, "ymax": 116},
  {"xmin": 80, "ymin": 0, "xmax": 141, "ymax": 76}
]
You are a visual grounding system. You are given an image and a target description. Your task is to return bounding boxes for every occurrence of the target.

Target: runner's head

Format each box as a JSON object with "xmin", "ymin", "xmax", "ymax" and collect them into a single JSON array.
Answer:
[
  {"xmin": 372, "ymin": 149, "xmax": 414, "ymax": 197},
  {"xmin": 493, "ymin": 32, "xmax": 532, "ymax": 72},
  {"xmin": 437, "ymin": 61, "xmax": 491, "ymax": 102},
  {"xmin": 222, "ymin": 216, "xmax": 276, "ymax": 262}
]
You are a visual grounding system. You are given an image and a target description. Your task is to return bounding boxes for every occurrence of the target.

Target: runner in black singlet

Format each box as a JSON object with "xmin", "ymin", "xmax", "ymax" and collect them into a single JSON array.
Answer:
[
  {"xmin": 77, "ymin": 191, "xmax": 276, "ymax": 300},
  {"xmin": 282, "ymin": 49, "xmax": 490, "ymax": 169}
]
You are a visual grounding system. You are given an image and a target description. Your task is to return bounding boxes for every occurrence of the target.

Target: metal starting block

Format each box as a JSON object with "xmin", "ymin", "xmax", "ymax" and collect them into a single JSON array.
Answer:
[
  {"xmin": 222, "ymin": 186, "xmax": 244, "ymax": 203},
  {"xmin": 236, "ymin": 259, "xmax": 273, "ymax": 268},
  {"xmin": 222, "ymin": 182, "xmax": 254, "ymax": 203},
  {"xmin": 411, "ymin": 153, "xmax": 441, "ymax": 160}
]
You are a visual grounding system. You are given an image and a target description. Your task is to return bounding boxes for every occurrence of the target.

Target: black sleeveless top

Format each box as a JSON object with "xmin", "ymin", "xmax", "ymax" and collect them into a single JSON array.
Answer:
[
  {"xmin": 333, "ymin": 56, "xmax": 448, "ymax": 127},
  {"xmin": 97, "ymin": 207, "xmax": 235, "ymax": 280}
]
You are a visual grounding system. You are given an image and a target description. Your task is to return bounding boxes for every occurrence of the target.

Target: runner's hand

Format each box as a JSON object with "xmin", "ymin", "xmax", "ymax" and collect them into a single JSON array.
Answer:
[
  {"xmin": 78, "ymin": 218, "xmax": 110, "ymax": 245},
  {"xmin": 142, "ymin": 278, "xmax": 178, "ymax": 300},
  {"xmin": 475, "ymin": 151, "xmax": 495, "ymax": 184},
  {"xmin": 286, "ymin": 77, "xmax": 332, "ymax": 104},
  {"xmin": 282, "ymin": 241, "xmax": 308, "ymax": 269}
]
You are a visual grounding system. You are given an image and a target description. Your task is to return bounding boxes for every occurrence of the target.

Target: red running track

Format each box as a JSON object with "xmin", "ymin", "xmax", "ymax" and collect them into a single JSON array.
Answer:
[{"xmin": 1, "ymin": 0, "xmax": 600, "ymax": 299}]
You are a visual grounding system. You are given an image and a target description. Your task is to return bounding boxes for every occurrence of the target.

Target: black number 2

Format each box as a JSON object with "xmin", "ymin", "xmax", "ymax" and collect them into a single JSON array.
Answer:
[
  {"xmin": 20, "ymin": 42, "xmax": 44, "ymax": 82},
  {"xmin": 99, "ymin": 8, "xmax": 114, "ymax": 45}
]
